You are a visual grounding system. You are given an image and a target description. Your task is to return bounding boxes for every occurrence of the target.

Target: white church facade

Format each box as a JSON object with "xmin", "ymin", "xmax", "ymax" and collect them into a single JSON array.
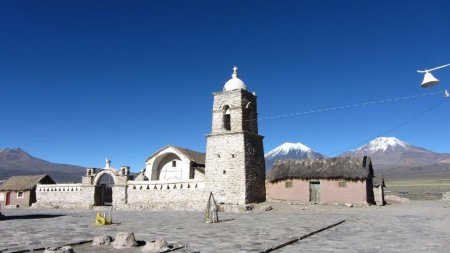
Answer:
[{"xmin": 35, "ymin": 67, "xmax": 266, "ymax": 211}]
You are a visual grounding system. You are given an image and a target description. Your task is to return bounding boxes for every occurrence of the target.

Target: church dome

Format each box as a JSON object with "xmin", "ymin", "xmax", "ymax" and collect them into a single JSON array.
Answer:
[{"xmin": 224, "ymin": 66, "xmax": 247, "ymax": 91}]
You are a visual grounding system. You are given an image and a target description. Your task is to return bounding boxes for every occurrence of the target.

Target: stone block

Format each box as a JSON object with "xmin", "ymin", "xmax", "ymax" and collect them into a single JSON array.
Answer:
[
  {"xmin": 141, "ymin": 239, "xmax": 169, "ymax": 253},
  {"xmin": 44, "ymin": 246, "xmax": 74, "ymax": 253},
  {"xmin": 92, "ymin": 235, "xmax": 112, "ymax": 246},
  {"xmin": 112, "ymin": 232, "xmax": 138, "ymax": 249}
]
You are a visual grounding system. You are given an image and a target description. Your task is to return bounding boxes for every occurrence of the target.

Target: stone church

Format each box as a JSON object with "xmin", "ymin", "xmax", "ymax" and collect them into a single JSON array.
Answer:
[{"xmin": 35, "ymin": 67, "xmax": 266, "ymax": 211}]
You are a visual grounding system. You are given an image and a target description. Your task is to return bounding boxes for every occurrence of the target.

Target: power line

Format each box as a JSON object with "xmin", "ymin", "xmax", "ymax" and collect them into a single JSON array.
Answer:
[
  {"xmin": 2, "ymin": 90, "xmax": 445, "ymax": 143},
  {"xmin": 326, "ymin": 98, "xmax": 449, "ymax": 156},
  {"xmin": 258, "ymin": 90, "xmax": 444, "ymax": 121}
]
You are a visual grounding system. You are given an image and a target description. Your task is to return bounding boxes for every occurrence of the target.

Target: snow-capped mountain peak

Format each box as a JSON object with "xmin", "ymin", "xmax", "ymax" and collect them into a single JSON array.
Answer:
[
  {"xmin": 265, "ymin": 142, "xmax": 312, "ymax": 159},
  {"xmin": 265, "ymin": 142, "xmax": 324, "ymax": 171},
  {"xmin": 356, "ymin": 137, "xmax": 408, "ymax": 152}
]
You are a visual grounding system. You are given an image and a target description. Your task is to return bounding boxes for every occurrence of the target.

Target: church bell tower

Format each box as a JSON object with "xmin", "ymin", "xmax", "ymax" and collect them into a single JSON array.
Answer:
[{"xmin": 205, "ymin": 67, "xmax": 266, "ymax": 205}]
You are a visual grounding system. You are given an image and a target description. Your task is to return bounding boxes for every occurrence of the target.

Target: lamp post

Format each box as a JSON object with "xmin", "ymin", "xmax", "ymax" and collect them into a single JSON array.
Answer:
[{"xmin": 417, "ymin": 63, "xmax": 450, "ymax": 88}]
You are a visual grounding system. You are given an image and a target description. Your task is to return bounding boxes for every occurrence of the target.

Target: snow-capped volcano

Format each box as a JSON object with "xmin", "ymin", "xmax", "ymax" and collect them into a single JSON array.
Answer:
[
  {"xmin": 341, "ymin": 137, "xmax": 450, "ymax": 178},
  {"xmin": 265, "ymin": 142, "xmax": 324, "ymax": 171},
  {"xmin": 354, "ymin": 137, "xmax": 409, "ymax": 152}
]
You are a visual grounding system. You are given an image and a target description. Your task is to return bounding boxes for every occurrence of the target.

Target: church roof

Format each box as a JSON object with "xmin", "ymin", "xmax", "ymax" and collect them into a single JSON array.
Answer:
[
  {"xmin": 0, "ymin": 175, "xmax": 55, "ymax": 191},
  {"xmin": 268, "ymin": 156, "xmax": 374, "ymax": 183},
  {"xmin": 224, "ymin": 66, "xmax": 247, "ymax": 91},
  {"xmin": 145, "ymin": 145, "xmax": 205, "ymax": 165}
]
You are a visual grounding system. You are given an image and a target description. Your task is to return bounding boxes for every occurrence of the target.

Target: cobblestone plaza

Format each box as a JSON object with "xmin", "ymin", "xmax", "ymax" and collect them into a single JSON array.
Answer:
[{"xmin": 1, "ymin": 200, "xmax": 449, "ymax": 252}]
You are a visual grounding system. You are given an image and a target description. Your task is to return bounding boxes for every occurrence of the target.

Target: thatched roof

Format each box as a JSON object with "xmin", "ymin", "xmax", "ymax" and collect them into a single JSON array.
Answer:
[
  {"xmin": 0, "ymin": 175, "xmax": 55, "ymax": 191},
  {"xmin": 268, "ymin": 156, "xmax": 374, "ymax": 183},
  {"xmin": 145, "ymin": 145, "xmax": 205, "ymax": 165}
]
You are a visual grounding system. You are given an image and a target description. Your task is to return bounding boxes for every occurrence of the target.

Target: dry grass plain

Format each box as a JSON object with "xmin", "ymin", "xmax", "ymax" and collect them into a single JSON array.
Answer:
[{"xmin": 385, "ymin": 178, "xmax": 450, "ymax": 200}]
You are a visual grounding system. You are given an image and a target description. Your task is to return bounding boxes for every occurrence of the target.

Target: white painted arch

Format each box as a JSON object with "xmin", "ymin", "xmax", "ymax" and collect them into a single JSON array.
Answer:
[{"xmin": 93, "ymin": 169, "xmax": 119, "ymax": 186}]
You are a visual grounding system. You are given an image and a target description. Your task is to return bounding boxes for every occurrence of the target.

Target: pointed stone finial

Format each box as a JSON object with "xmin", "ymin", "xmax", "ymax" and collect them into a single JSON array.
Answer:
[{"xmin": 232, "ymin": 66, "xmax": 238, "ymax": 78}]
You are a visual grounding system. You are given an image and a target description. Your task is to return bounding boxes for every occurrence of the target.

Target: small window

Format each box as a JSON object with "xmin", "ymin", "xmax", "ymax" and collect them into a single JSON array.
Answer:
[
  {"xmin": 223, "ymin": 170, "xmax": 226, "ymax": 175},
  {"xmin": 285, "ymin": 181, "xmax": 293, "ymax": 188},
  {"xmin": 223, "ymin": 106, "xmax": 231, "ymax": 131},
  {"xmin": 224, "ymin": 114, "xmax": 231, "ymax": 131},
  {"xmin": 338, "ymin": 181, "xmax": 347, "ymax": 188},
  {"xmin": 189, "ymin": 168, "xmax": 195, "ymax": 179},
  {"xmin": 17, "ymin": 191, "xmax": 24, "ymax": 199},
  {"xmin": 172, "ymin": 160, "xmax": 176, "ymax": 167},
  {"xmin": 217, "ymin": 154, "xmax": 220, "ymax": 158},
  {"xmin": 231, "ymin": 154, "xmax": 235, "ymax": 158}
]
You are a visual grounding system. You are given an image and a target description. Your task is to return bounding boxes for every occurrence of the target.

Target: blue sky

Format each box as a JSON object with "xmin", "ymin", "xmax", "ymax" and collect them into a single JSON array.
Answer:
[{"xmin": 1, "ymin": 0, "xmax": 449, "ymax": 171}]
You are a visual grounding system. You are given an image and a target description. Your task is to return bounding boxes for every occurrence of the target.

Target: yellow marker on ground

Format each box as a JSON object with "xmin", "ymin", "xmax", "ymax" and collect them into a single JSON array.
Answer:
[{"xmin": 95, "ymin": 211, "xmax": 112, "ymax": 225}]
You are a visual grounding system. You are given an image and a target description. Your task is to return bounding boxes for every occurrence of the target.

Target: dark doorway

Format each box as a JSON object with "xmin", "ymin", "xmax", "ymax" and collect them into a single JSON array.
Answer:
[
  {"xmin": 94, "ymin": 174, "xmax": 114, "ymax": 206},
  {"xmin": 5, "ymin": 192, "xmax": 11, "ymax": 205}
]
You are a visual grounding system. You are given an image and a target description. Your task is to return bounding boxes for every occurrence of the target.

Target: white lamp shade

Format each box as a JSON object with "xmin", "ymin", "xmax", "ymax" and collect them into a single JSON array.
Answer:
[{"xmin": 421, "ymin": 72, "xmax": 439, "ymax": 88}]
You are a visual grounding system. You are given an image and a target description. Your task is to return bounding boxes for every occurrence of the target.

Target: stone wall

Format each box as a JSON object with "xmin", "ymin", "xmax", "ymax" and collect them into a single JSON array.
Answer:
[
  {"xmin": 34, "ymin": 181, "xmax": 208, "ymax": 210},
  {"xmin": 34, "ymin": 184, "xmax": 94, "ymax": 208},
  {"xmin": 125, "ymin": 181, "xmax": 206, "ymax": 210},
  {"xmin": 244, "ymin": 134, "xmax": 266, "ymax": 203},
  {"xmin": 206, "ymin": 133, "xmax": 247, "ymax": 205}
]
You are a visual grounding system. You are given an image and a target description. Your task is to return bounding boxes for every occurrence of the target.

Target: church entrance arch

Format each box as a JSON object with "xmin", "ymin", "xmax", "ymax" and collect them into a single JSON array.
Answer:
[{"xmin": 94, "ymin": 170, "xmax": 117, "ymax": 206}]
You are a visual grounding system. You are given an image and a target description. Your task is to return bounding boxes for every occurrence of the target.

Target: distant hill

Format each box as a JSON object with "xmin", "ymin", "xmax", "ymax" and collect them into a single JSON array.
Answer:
[
  {"xmin": 340, "ymin": 137, "xmax": 450, "ymax": 179},
  {"xmin": 265, "ymin": 142, "xmax": 325, "ymax": 172},
  {"xmin": 0, "ymin": 148, "xmax": 86, "ymax": 183}
]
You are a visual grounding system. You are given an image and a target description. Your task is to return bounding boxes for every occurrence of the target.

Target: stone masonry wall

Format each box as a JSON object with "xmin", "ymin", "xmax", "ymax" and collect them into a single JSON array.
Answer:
[
  {"xmin": 126, "ymin": 181, "xmax": 207, "ymax": 210},
  {"xmin": 244, "ymin": 134, "xmax": 266, "ymax": 203},
  {"xmin": 206, "ymin": 133, "xmax": 247, "ymax": 205},
  {"xmin": 35, "ymin": 184, "xmax": 95, "ymax": 208},
  {"xmin": 35, "ymin": 181, "xmax": 208, "ymax": 210}
]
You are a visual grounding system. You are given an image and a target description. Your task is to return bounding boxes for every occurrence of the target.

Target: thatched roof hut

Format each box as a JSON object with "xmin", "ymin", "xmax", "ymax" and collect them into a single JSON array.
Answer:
[
  {"xmin": 268, "ymin": 156, "xmax": 374, "ymax": 183},
  {"xmin": 0, "ymin": 175, "xmax": 55, "ymax": 191}
]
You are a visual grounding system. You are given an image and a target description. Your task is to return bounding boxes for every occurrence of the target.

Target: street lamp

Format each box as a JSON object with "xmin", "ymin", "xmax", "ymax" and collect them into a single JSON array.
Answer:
[{"xmin": 417, "ymin": 63, "xmax": 450, "ymax": 88}]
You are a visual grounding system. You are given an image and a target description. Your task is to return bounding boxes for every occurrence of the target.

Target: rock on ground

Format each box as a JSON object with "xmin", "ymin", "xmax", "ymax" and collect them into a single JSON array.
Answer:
[
  {"xmin": 92, "ymin": 235, "xmax": 113, "ymax": 246},
  {"xmin": 112, "ymin": 232, "xmax": 138, "ymax": 249},
  {"xmin": 141, "ymin": 239, "xmax": 169, "ymax": 253},
  {"xmin": 44, "ymin": 246, "xmax": 74, "ymax": 253}
]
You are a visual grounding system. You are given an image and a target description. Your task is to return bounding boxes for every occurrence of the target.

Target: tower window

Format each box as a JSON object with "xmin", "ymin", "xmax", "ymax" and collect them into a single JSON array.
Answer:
[
  {"xmin": 223, "ymin": 106, "xmax": 231, "ymax": 131},
  {"xmin": 172, "ymin": 160, "xmax": 176, "ymax": 167}
]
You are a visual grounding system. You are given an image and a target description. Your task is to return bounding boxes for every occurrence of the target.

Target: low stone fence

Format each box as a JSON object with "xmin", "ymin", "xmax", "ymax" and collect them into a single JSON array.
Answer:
[
  {"xmin": 34, "ymin": 184, "xmax": 95, "ymax": 209},
  {"xmin": 125, "ymin": 180, "xmax": 207, "ymax": 210},
  {"xmin": 34, "ymin": 181, "xmax": 210, "ymax": 210}
]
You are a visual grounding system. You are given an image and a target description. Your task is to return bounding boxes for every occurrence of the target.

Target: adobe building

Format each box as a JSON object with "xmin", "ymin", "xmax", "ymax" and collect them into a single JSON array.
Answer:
[
  {"xmin": 0, "ymin": 175, "xmax": 55, "ymax": 208},
  {"xmin": 267, "ymin": 156, "xmax": 380, "ymax": 205},
  {"xmin": 35, "ymin": 67, "xmax": 266, "ymax": 211}
]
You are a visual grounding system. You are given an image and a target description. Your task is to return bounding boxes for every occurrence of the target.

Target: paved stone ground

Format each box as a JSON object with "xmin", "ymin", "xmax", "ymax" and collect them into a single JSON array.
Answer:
[{"xmin": 0, "ymin": 200, "xmax": 449, "ymax": 253}]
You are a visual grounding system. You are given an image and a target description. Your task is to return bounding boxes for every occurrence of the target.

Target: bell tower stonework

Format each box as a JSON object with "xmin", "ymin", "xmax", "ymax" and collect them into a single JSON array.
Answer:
[{"xmin": 205, "ymin": 67, "xmax": 266, "ymax": 205}]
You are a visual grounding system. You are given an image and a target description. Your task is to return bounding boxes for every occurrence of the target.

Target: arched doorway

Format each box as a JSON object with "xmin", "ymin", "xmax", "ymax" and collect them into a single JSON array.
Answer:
[{"xmin": 94, "ymin": 173, "xmax": 115, "ymax": 206}]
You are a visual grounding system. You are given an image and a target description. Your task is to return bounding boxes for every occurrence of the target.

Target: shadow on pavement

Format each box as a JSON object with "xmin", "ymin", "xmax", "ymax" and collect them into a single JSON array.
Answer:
[{"xmin": 0, "ymin": 214, "xmax": 65, "ymax": 220}]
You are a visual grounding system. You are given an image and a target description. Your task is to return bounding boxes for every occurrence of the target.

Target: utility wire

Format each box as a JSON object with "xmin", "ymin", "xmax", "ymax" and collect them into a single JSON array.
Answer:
[
  {"xmin": 326, "ymin": 98, "xmax": 449, "ymax": 156},
  {"xmin": 2, "ymin": 90, "xmax": 445, "ymax": 143},
  {"xmin": 258, "ymin": 90, "xmax": 444, "ymax": 121}
]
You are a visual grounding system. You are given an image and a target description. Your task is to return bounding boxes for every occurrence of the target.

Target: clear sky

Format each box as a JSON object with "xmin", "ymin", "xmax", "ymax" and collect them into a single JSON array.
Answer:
[{"xmin": 1, "ymin": 0, "xmax": 449, "ymax": 171}]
